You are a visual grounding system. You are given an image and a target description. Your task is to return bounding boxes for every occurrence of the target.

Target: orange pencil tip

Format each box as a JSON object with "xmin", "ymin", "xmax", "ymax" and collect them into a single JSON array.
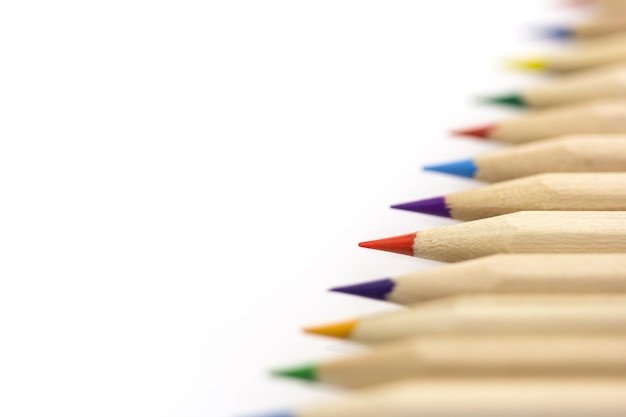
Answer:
[
  {"xmin": 303, "ymin": 319, "xmax": 358, "ymax": 339},
  {"xmin": 450, "ymin": 124, "xmax": 496, "ymax": 139},
  {"xmin": 358, "ymin": 233, "xmax": 416, "ymax": 257}
]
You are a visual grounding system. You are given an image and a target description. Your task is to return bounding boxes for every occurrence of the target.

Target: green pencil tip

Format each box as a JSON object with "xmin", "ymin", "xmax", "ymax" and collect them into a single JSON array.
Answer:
[
  {"xmin": 271, "ymin": 364, "xmax": 318, "ymax": 382},
  {"xmin": 478, "ymin": 93, "xmax": 527, "ymax": 108}
]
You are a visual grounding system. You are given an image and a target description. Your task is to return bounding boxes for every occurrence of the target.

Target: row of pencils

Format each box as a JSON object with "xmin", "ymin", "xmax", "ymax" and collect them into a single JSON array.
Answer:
[{"xmin": 250, "ymin": 1, "xmax": 626, "ymax": 416}]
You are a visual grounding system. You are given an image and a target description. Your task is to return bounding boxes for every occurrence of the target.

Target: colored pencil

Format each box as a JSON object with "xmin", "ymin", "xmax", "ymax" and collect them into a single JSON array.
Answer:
[
  {"xmin": 330, "ymin": 253, "xmax": 626, "ymax": 304},
  {"xmin": 358, "ymin": 211, "xmax": 626, "ymax": 263},
  {"xmin": 481, "ymin": 63, "xmax": 626, "ymax": 108},
  {"xmin": 248, "ymin": 378, "xmax": 626, "ymax": 417},
  {"xmin": 273, "ymin": 334, "xmax": 626, "ymax": 388},
  {"xmin": 304, "ymin": 294, "xmax": 626, "ymax": 344},
  {"xmin": 424, "ymin": 134, "xmax": 626, "ymax": 182},
  {"xmin": 391, "ymin": 173, "xmax": 626, "ymax": 221},
  {"xmin": 541, "ymin": 19, "xmax": 626, "ymax": 40},
  {"xmin": 452, "ymin": 98, "xmax": 626, "ymax": 144},
  {"xmin": 510, "ymin": 32, "xmax": 626, "ymax": 73}
]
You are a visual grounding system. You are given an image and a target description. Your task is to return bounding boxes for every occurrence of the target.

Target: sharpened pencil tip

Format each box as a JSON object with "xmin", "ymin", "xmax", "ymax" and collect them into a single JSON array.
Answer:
[
  {"xmin": 478, "ymin": 93, "xmax": 527, "ymax": 108},
  {"xmin": 423, "ymin": 159, "xmax": 477, "ymax": 179},
  {"xmin": 303, "ymin": 319, "xmax": 358, "ymax": 339},
  {"xmin": 272, "ymin": 364, "xmax": 319, "ymax": 382},
  {"xmin": 450, "ymin": 124, "xmax": 495, "ymax": 139},
  {"xmin": 358, "ymin": 233, "xmax": 416, "ymax": 257},
  {"xmin": 330, "ymin": 278, "xmax": 396, "ymax": 301},
  {"xmin": 506, "ymin": 58, "xmax": 547, "ymax": 72},
  {"xmin": 537, "ymin": 25, "xmax": 574, "ymax": 40},
  {"xmin": 391, "ymin": 196, "xmax": 451, "ymax": 218}
]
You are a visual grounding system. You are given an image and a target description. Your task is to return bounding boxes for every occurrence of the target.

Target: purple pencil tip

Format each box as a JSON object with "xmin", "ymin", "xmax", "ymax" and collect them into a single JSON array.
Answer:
[
  {"xmin": 390, "ymin": 196, "xmax": 451, "ymax": 218},
  {"xmin": 330, "ymin": 278, "xmax": 395, "ymax": 301}
]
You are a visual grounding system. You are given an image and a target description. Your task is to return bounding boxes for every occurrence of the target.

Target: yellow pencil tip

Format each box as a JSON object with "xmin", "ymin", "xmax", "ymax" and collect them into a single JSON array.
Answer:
[
  {"xmin": 303, "ymin": 319, "xmax": 358, "ymax": 339},
  {"xmin": 506, "ymin": 58, "xmax": 547, "ymax": 71}
]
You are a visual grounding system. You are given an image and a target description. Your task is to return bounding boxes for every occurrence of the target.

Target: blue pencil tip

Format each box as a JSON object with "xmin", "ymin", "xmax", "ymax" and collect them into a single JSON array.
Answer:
[
  {"xmin": 330, "ymin": 278, "xmax": 395, "ymax": 301},
  {"xmin": 539, "ymin": 26, "xmax": 573, "ymax": 40},
  {"xmin": 423, "ymin": 159, "xmax": 477, "ymax": 179}
]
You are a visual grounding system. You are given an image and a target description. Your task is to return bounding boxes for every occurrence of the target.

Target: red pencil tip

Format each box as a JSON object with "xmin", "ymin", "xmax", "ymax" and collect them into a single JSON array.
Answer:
[
  {"xmin": 358, "ymin": 233, "xmax": 416, "ymax": 257},
  {"xmin": 450, "ymin": 124, "xmax": 496, "ymax": 139}
]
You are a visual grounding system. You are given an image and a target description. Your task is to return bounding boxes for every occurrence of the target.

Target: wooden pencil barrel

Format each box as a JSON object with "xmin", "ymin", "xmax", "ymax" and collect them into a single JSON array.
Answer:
[
  {"xmin": 351, "ymin": 295, "xmax": 626, "ymax": 343},
  {"xmin": 388, "ymin": 254, "xmax": 626, "ymax": 304},
  {"xmin": 544, "ymin": 32, "xmax": 626, "ymax": 72},
  {"xmin": 445, "ymin": 173, "xmax": 626, "ymax": 221},
  {"xmin": 574, "ymin": 19, "xmax": 626, "ymax": 38},
  {"xmin": 491, "ymin": 99, "xmax": 626, "ymax": 143},
  {"xmin": 473, "ymin": 135, "xmax": 626, "ymax": 181},
  {"xmin": 524, "ymin": 64, "xmax": 626, "ymax": 107},
  {"xmin": 298, "ymin": 378, "xmax": 626, "ymax": 417},
  {"xmin": 318, "ymin": 335, "xmax": 626, "ymax": 388},
  {"xmin": 415, "ymin": 211, "xmax": 626, "ymax": 262}
]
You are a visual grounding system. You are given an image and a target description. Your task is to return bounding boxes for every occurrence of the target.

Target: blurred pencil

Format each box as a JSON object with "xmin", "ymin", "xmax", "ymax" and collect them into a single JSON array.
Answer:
[
  {"xmin": 481, "ymin": 63, "xmax": 626, "ymax": 108},
  {"xmin": 358, "ymin": 211, "xmax": 626, "ymax": 262},
  {"xmin": 304, "ymin": 294, "xmax": 626, "ymax": 344},
  {"xmin": 541, "ymin": 19, "xmax": 626, "ymax": 40},
  {"xmin": 510, "ymin": 32, "xmax": 626, "ymax": 73},
  {"xmin": 391, "ymin": 173, "xmax": 626, "ymax": 221},
  {"xmin": 248, "ymin": 378, "xmax": 626, "ymax": 417},
  {"xmin": 274, "ymin": 334, "xmax": 626, "ymax": 388},
  {"xmin": 452, "ymin": 98, "xmax": 626, "ymax": 144},
  {"xmin": 330, "ymin": 253, "xmax": 626, "ymax": 304},
  {"xmin": 424, "ymin": 135, "xmax": 626, "ymax": 182}
]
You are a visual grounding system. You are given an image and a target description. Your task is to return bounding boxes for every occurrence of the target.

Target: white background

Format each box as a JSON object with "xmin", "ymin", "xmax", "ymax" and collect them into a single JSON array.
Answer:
[{"xmin": 0, "ymin": 1, "xmax": 593, "ymax": 416}]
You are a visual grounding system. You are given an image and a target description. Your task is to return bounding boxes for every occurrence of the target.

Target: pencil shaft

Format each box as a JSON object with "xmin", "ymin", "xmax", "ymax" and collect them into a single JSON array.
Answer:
[
  {"xmin": 294, "ymin": 379, "xmax": 626, "ymax": 417},
  {"xmin": 542, "ymin": 32, "xmax": 626, "ymax": 72},
  {"xmin": 443, "ymin": 173, "xmax": 626, "ymax": 221},
  {"xmin": 414, "ymin": 211, "xmax": 626, "ymax": 262},
  {"xmin": 351, "ymin": 295, "xmax": 626, "ymax": 343},
  {"xmin": 490, "ymin": 99, "xmax": 626, "ymax": 143},
  {"xmin": 318, "ymin": 335, "xmax": 626, "ymax": 388},
  {"xmin": 572, "ymin": 18, "xmax": 626, "ymax": 37},
  {"xmin": 472, "ymin": 135, "xmax": 626, "ymax": 181},
  {"xmin": 387, "ymin": 253, "xmax": 626, "ymax": 304},
  {"xmin": 522, "ymin": 63, "xmax": 626, "ymax": 107}
]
